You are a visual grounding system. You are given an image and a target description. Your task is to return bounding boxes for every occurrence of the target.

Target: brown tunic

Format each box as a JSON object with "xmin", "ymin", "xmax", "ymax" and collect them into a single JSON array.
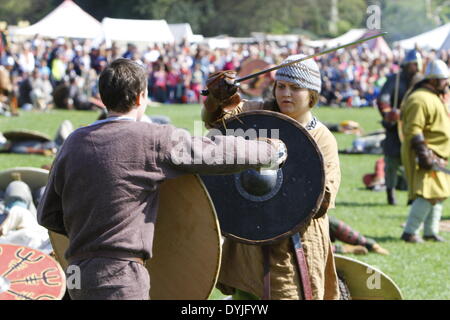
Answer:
[
  {"xmin": 37, "ymin": 119, "xmax": 279, "ymax": 261},
  {"xmin": 207, "ymin": 100, "xmax": 341, "ymax": 300}
]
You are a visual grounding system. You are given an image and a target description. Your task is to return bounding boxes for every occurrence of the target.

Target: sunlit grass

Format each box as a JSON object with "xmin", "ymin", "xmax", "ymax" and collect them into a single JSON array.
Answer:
[{"xmin": 1, "ymin": 105, "xmax": 448, "ymax": 300}]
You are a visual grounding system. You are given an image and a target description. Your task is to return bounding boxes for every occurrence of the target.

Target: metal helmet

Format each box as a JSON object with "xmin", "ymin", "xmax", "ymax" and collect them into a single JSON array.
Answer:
[
  {"xmin": 424, "ymin": 59, "xmax": 449, "ymax": 79},
  {"xmin": 402, "ymin": 49, "xmax": 422, "ymax": 65}
]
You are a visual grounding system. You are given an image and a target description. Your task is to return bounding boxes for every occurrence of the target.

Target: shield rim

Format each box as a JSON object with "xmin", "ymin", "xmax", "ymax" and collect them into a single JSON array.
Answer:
[
  {"xmin": 207, "ymin": 110, "xmax": 325, "ymax": 245},
  {"xmin": 0, "ymin": 167, "xmax": 50, "ymax": 190},
  {"xmin": 334, "ymin": 254, "xmax": 403, "ymax": 300},
  {"xmin": 3, "ymin": 130, "xmax": 52, "ymax": 143}
]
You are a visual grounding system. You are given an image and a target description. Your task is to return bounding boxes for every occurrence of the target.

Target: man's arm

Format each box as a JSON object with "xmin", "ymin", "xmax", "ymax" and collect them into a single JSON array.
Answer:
[
  {"xmin": 162, "ymin": 126, "xmax": 285, "ymax": 176},
  {"xmin": 36, "ymin": 165, "xmax": 67, "ymax": 236},
  {"xmin": 377, "ymin": 75, "xmax": 400, "ymax": 127}
]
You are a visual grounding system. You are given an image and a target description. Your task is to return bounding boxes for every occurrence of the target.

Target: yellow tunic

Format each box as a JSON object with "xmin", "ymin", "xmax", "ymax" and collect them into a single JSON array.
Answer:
[
  {"xmin": 215, "ymin": 100, "xmax": 341, "ymax": 300},
  {"xmin": 0, "ymin": 66, "xmax": 12, "ymax": 93},
  {"xmin": 401, "ymin": 88, "xmax": 450, "ymax": 201}
]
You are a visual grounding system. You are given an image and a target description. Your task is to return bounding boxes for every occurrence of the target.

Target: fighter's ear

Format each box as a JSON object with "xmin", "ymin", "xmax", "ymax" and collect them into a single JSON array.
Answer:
[{"xmin": 135, "ymin": 90, "xmax": 146, "ymax": 107}]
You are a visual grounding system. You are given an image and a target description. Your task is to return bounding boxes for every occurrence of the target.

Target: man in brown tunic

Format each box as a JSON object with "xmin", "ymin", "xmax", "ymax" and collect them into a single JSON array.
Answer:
[{"xmin": 37, "ymin": 58, "xmax": 284, "ymax": 300}]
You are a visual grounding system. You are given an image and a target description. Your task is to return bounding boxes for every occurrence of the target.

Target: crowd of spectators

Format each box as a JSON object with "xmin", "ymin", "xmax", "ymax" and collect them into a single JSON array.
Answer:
[{"xmin": 1, "ymin": 32, "xmax": 449, "ymax": 113}]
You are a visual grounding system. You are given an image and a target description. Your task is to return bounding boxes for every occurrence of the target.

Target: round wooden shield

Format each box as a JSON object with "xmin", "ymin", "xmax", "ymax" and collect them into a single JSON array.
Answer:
[
  {"xmin": 149, "ymin": 175, "xmax": 221, "ymax": 300},
  {"xmin": 1, "ymin": 167, "xmax": 221, "ymax": 299},
  {"xmin": 0, "ymin": 167, "xmax": 49, "ymax": 190},
  {"xmin": 48, "ymin": 175, "xmax": 221, "ymax": 300},
  {"xmin": 201, "ymin": 110, "xmax": 325, "ymax": 245},
  {"xmin": 334, "ymin": 254, "xmax": 403, "ymax": 300},
  {"xmin": 0, "ymin": 244, "xmax": 66, "ymax": 300},
  {"xmin": 238, "ymin": 58, "xmax": 272, "ymax": 97},
  {"xmin": 3, "ymin": 130, "xmax": 52, "ymax": 143}
]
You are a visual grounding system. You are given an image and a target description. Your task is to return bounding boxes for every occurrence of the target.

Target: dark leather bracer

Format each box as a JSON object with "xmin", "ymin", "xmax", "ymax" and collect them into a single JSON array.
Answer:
[{"xmin": 411, "ymin": 134, "xmax": 434, "ymax": 170}]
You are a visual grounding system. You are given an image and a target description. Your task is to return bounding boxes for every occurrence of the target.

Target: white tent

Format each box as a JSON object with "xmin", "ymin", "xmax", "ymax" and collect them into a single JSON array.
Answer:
[
  {"xmin": 102, "ymin": 18, "xmax": 174, "ymax": 44},
  {"xmin": 441, "ymin": 31, "xmax": 450, "ymax": 50},
  {"xmin": 13, "ymin": 0, "xmax": 102, "ymax": 39},
  {"xmin": 395, "ymin": 23, "xmax": 450, "ymax": 50},
  {"xmin": 203, "ymin": 37, "xmax": 232, "ymax": 49},
  {"xmin": 168, "ymin": 23, "xmax": 204, "ymax": 43}
]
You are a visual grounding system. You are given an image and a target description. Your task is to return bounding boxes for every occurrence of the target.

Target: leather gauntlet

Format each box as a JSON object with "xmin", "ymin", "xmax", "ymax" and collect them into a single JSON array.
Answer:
[
  {"xmin": 411, "ymin": 134, "xmax": 435, "ymax": 170},
  {"xmin": 204, "ymin": 71, "xmax": 241, "ymax": 113}
]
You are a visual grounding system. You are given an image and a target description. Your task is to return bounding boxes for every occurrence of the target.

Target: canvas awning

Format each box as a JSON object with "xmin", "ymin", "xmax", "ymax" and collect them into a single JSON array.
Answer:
[
  {"xmin": 102, "ymin": 18, "xmax": 174, "ymax": 44},
  {"xmin": 395, "ymin": 23, "xmax": 450, "ymax": 50},
  {"xmin": 13, "ymin": 0, "xmax": 102, "ymax": 39}
]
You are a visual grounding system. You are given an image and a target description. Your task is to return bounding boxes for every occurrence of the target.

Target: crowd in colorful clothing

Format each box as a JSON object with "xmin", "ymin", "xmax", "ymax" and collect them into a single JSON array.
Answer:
[{"xmin": 1, "ymin": 34, "xmax": 450, "ymax": 112}]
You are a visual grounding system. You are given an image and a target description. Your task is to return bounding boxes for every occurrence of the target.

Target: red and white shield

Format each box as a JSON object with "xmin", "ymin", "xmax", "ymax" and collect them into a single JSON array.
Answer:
[{"xmin": 0, "ymin": 244, "xmax": 66, "ymax": 300}]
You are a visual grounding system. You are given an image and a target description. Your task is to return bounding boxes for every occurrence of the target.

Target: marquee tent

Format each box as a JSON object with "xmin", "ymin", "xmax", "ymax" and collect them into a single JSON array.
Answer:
[
  {"xmin": 395, "ymin": 23, "xmax": 450, "ymax": 50},
  {"xmin": 168, "ymin": 23, "xmax": 203, "ymax": 43},
  {"xmin": 439, "ymin": 30, "xmax": 450, "ymax": 50},
  {"xmin": 13, "ymin": 0, "xmax": 102, "ymax": 39},
  {"xmin": 102, "ymin": 18, "xmax": 174, "ymax": 44}
]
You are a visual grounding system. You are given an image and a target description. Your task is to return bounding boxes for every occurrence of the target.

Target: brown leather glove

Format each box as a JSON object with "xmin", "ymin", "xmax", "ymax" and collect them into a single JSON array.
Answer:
[
  {"xmin": 385, "ymin": 109, "xmax": 400, "ymax": 122},
  {"xmin": 204, "ymin": 70, "xmax": 241, "ymax": 113},
  {"xmin": 411, "ymin": 134, "xmax": 435, "ymax": 170}
]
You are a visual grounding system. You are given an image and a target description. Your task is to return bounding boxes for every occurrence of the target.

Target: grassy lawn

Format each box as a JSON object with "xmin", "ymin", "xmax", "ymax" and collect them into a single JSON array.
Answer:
[{"xmin": 0, "ymin": 104, "xmax": 448, "ymax": 300}]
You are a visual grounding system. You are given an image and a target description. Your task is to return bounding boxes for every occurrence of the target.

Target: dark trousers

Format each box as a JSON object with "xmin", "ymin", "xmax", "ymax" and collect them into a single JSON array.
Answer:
[{"xmin": 67, "ymin": 257, "xmax": 150, "ymax": 300}]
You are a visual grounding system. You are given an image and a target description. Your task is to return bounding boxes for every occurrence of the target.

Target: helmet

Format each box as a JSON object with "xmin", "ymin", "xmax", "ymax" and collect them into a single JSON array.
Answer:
[
  {"xmin": 424, "ymin": 59, "xmax": 449, "ymax": 79},
  {"xmin": 402, "ymin": 49, "xmax": 422, "ymax": 65},
  {"xmin": 402, "ymin": 49, "xmax": 423, "ymax": 72}
]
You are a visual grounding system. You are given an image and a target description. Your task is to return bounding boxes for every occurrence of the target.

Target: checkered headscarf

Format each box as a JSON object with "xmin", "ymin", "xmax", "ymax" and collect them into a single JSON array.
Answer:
[{"xmin": 275, "ymin": 54, "xmax": 322, "ymax": 93}]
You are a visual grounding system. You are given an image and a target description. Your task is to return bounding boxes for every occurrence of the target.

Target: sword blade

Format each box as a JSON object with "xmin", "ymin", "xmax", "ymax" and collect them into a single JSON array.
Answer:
[
  {"xmin": 235, "ymin": 32, "xmax": 388, "ymax": 83},
  {"xmin": 201, "ymin": 32, "xmax": 387, "ymax": 96}
]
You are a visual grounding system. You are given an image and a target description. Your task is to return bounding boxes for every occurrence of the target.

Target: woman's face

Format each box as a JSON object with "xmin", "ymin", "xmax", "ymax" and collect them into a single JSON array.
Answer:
[{"xmin": 274, "ymin": 80, "xmax": 310, "ymax": 120}]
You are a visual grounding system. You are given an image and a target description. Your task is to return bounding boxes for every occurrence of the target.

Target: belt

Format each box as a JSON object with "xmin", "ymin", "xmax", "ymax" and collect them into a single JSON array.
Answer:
[
  {"xmin": 68, "ymin": 250, "xmax": 146, "ymax": 266},
  {"xmin": 262, "ymin": 234, "xmax": 312, "ymax": 300}
]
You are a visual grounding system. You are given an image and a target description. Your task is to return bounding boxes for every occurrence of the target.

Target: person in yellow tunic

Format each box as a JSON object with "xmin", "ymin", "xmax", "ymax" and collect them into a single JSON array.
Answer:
[
  {"xmin": 202, "ymin": 54, "xmax": 341, "ymax": 300},
  {"xmin": 400, "ymin": 59, "xmax": 450, "ymax": 243}
]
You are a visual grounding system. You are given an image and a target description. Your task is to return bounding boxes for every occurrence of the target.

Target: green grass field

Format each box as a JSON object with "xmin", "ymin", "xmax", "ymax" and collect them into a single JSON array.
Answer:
[{"xmin": 0, "ymin": 105, "xmax": 449, "ymax": 300}]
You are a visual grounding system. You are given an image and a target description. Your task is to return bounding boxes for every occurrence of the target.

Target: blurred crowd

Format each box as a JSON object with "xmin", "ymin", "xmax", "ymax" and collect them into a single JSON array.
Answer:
[{"xmin": 1, "ymin": 32, "xmax": 450, "ymax": 114}]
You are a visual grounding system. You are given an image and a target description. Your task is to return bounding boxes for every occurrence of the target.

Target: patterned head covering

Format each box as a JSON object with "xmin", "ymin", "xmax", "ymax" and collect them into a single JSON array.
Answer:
[{"xmin": 275, "ymin": 54, "xmax": 322, "ymax": 93}]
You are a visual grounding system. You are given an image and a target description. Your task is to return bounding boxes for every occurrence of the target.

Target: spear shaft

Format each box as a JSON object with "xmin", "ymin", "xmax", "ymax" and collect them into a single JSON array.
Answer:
[
  {"xmin": 236, "ymin": 32, "xmax": 387, "ymax": 83},
  {"xmin": 201, "ymin": 32, "xmax": 387, "ymax": 96}
]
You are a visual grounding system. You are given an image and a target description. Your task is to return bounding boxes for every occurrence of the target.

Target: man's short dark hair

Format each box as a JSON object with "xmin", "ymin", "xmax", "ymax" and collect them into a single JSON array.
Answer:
[{"xmin": 99, "ymin": 58, "xmax": 147, "ymax": 113}]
